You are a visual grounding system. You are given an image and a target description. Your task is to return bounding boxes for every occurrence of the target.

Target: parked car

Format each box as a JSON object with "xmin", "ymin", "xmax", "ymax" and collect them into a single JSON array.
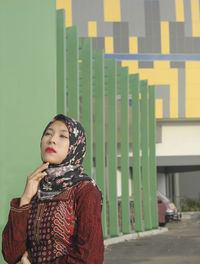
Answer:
[{"xmin": 157, "ymin": 191, "xmax": 181, "ymax": 226}]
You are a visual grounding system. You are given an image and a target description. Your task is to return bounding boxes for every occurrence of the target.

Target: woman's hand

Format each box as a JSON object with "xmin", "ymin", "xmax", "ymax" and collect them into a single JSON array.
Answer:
[
  {"xmin": 20, "ymin": 163, "xmax": 49, "ymax": 206},
  {"xmin": 20, "ymin": 251, "xmax": 31, "ymax": 264}
]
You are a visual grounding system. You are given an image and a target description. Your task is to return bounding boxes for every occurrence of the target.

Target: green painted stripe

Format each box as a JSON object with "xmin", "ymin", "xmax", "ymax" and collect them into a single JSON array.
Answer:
[
  {"xmin": 66, "ymin": 26, "xmax": 79, "ymax": 120},
  {"xmin": 105, "ymin": 59, "xmax": 119, "ymax": 237},
  {"xmin": 149, "ymin": 85, "xmax": 158, "ymax": 229},
  {"xmin": 56, "ymin": 10, "xmax": 66, "ymax": 115},
  {"xmin": 79, "ymin": 38, "xmax": 93, "ymax": 177},
  {"xmin": 130, "ymin": 74, "xmax": 143, "ymax": 232},
  {"xmin": 141, "ymin": 80, "xmax": 152, "ymax": 231},
  {"xmin": 118, "ymin": 67, "xmax": 131, "ymax": 234},
  {"xmin": 93, "ymin": 49, "xmax": 108, "ymax": 238}
]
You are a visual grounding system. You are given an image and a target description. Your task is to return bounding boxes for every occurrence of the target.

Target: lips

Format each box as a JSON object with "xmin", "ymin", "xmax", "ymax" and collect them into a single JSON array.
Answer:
[{"xmin": 45, "ymin": 147, "xmax": 56, "ymax": 153}]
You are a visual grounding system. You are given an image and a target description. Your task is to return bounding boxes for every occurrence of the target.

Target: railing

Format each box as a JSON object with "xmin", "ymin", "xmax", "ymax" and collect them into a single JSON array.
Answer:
[{"xmin": 56, "ymin": 9, "xmax": 158, "ymax": 238}]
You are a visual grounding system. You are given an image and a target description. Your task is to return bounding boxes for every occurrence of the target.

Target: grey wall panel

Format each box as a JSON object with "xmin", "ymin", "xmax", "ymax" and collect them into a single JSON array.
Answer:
[
  {"xmin": 156, "ymin": 123, "xmax": 162, "ymax": 144},
  {"xmin": 117, "ymin": 61, "xmax": 121, "ymax": 67},
  {"xmin": 113, "ymin": 22, "xmax": 129, "ymax": 53},
  {"xmin": 184, "ymin": 0, "xmax": 192, "ymax": 37},
  {"xmin": 170, "ymin": 22, "xmax": 185, "ymax": 53},
  {"xmin": 184, "ymin": 38, "xmax": 194, "ymax": 53},
  {"xmin": 160, "ymin": 0, "xmax": 176, "ymax": 21},
  {"xmin": 72, "ymin": 0, "xmax": 113, "ymax": 37},
  {"xmin": 138, "ymin": 0, "xmax": 161, "ymax": 53},
  {"xmin": 157, "ymin": 156, "xmax": 200, "ymax": 166},
  {"xmin": 92, "ymin": 37, "xmax": 105, "ymax": 50},
  {"xmin": 176, "ymin": 38, "xmax": 185, "ymax": 53},
  {"xmin": 138, "ymin": 61, "xmax": 154, "ymax": 68},
  {"xmin": 180, "ymin": 171, "xmax": 200, "ymax": 199},
  {"xmin": 144, "ymin": 0, "xmax": 160, "ymax": 36},
  {"xmin": 170, "ymin": 61, "xmax": 185, "ymax": 68},
  {"xmin": 184, "ymin": 38, "xmax": 200, "ymax": 53},
  {"xmin": 155, "ymin": 85, "xmax": 170, "ymax": 118},
  {"xmin": 121, "ymin": 0, "xmax": 145, "ymax": 36},
  {"xmin": 170, "ymin": 22, "xmax": 184, "ymax": 37},
  {"xmin": 192, "ymin": 38, "xmax": 200, "ymax": 53},
  {"xmin": 178, "ymin": 69, "xmax": 186, "ymax": 118},
  {"xmin": 138, "ymin": 37, "xmax": 152, "ymax": 53},
  {"xmin": 138, "ymin": 36, "xmax": 161, "ymax": 53},
  {"xmin": 101, "ymin": 22, "xmax": 115, "ymax": 37}
]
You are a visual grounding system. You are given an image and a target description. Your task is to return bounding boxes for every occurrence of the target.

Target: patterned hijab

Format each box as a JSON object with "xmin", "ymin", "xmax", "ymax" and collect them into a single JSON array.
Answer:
[{"xmin": 37, "ymin": 114, "xmax": 92, "ymax": 200}]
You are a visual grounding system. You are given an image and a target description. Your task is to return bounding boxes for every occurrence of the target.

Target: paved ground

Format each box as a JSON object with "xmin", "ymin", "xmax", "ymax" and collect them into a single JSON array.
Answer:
[{"xmin": 104, "ymin": 213, "xmax": 200, "ymax": 264}]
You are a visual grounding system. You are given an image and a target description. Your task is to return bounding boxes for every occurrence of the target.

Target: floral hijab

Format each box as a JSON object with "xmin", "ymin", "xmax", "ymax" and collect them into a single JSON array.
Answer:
[{"xmin": 37, "ymin": 114, "xmax": 93, "ymax": 200}]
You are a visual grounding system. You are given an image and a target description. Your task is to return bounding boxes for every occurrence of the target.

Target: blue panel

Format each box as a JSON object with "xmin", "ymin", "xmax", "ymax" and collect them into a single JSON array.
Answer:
[{"xmin": 104, "ymin": 54, "xmax": 200, "ymax": 61}]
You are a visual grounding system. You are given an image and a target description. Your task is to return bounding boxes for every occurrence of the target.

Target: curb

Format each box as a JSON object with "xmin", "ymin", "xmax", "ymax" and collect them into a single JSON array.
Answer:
[
  {"xmin": 104, "ymin": 227, "xmax": 168, "ymax": 246},
  {"xmin": 181, "ymin": 211, "xmax": 200, "ymax": 220}
]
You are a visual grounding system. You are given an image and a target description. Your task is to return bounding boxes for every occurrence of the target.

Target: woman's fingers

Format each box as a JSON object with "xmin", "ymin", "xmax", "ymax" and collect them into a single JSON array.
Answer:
[
  {"xmin": 20, "ymin": 251, "xmax": 31, "ymax": 264},
  {"xmin": 20, "ymin": 163, "xmax": 49, "ymax": 206},
  {"xmin": 34, "ymin": 172, "xmax": 47, "ymax": 182},
  {"xmin": 29, "ymin": 163, "xmax": 49, "ymax": 181}
]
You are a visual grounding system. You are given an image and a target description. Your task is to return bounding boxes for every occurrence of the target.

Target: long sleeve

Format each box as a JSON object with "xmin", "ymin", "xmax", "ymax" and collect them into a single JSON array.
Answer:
[
  {"xmin": 68, "ymin": 183, "xmax": 104, "ymax": 264},
  {"xmin": 2, "ymin": 198, "xmax": 31, "ymax": 264},
  {"xmin": 52, "ymin": 183, "xmax": 104, "ymax": 264}
]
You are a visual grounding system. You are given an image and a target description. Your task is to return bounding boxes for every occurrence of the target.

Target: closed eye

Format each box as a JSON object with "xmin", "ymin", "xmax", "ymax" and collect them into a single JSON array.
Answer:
[
  {"xmin": 60, "ymin": 135, "xmax": 68, "ymax": 138},
  {"xmin": 44, "ymin": 132, "xmax": 52, "ymax": 136}
]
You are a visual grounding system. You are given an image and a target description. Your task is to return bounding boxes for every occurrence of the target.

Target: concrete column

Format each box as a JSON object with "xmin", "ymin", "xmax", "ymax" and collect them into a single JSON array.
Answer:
[{"xmin": 174, "ymin": 173, "xmax": 181, "ymax": 210}]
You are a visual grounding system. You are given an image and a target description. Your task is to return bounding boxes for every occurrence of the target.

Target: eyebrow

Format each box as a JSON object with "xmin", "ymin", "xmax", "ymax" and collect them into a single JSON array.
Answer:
[{"xmin": 47, "ymin": 128, "xmax": 69, "ymax": 133}]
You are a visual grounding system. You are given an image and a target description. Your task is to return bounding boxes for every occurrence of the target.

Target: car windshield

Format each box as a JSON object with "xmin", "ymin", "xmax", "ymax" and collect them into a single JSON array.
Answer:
[{"xmin": 157, "ymin": 191, "xmax": 170, "ymax": 203}]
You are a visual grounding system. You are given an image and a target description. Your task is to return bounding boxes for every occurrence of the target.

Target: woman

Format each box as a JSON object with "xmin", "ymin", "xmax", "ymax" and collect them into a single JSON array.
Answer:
[{"xmin": 2, "ymin": 114, "xmax": 104, "ymax": 264}]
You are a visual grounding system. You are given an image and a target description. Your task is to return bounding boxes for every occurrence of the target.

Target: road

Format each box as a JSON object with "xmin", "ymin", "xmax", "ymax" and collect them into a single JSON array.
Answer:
[{"xmin": 104, "ymin": 213, "xmax": 200, "ymax": 264}]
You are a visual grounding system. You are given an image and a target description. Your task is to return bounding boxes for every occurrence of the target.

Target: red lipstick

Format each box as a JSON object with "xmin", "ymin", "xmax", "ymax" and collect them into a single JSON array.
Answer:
[{"xmin": 45, "ymin": 147, "xmax": 56, "ymax": 153}]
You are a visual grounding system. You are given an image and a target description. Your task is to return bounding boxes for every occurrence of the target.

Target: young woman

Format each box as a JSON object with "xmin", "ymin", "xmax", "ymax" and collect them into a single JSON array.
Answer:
[{"xmin": 2, "ymin": 114, "xmax": 104, "ymax": 264}]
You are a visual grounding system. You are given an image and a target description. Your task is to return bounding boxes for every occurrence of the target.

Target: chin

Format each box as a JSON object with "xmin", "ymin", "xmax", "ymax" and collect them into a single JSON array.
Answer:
[{"xmin": 41, "ymin": 155, "xmax": 59, "ymax": 164}]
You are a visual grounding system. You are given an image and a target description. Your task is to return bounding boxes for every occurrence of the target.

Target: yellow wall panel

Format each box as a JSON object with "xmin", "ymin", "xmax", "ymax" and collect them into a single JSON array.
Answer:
[
  {"xmin": 88, "ymin": 21, "xmax": 97, "ymax": 37},
  {"xmin": 56, "ymin": 0, "xmax": 72, "ymax": 27},
  {"xmin": 154, "ymin": 61, "xmax": 170, "ymax": 69},
  {"xmin": 105, "ymin": 37, "xmax": 114, "ymax": 53},
  {"xmin": 56, "ymin": 0, "xmax": 64, "ymax": 9},
  {"xmin": 186, "ymin": 100, "xmax": 200, "ymax": 117},
  {"xmin": 104, "ymin": 0, "xmax": 121, "ymax": 22},
  {"xmin": 186, "ymin": 61, "xmax": 200, "ymax": 117},
  {"xmin": 191, "ymin": 0, "xmax": 200, "ymax": 36},
  {"xmin": 64, "ymin": 0, "xmax": 72, "ymax": 27},
  {"xmin": 156, "ymin": 99, "xmax": 163, "ymax": 119},
  {"xmin": 121, "ymin": 60, "xmax": 138, "ymax": 74},
  {"xmin": 176, "ymin": 0, "xmax": 184, "ymax": 22},
  {"xmin": 160, "ymin": 22, "xmax": 170, "ymax": 54},
  {"xmin": 129, "ymin": 37, "xmax": 138, "ymax": 54},
  {"xmin": 123, "ymin": 60, "xmax": 177, "ymax": 118}
]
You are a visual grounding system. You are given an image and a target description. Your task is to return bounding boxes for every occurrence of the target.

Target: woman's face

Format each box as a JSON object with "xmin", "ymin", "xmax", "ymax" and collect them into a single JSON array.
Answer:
[{"xmin": 41, "ymin": 120, "xmax": 70, "ymax": 164}]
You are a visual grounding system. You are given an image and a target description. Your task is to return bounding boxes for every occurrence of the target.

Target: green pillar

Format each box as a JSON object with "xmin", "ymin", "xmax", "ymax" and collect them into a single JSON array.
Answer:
[
  {"xmin": 56, "ymin": 9, "xmax": 66, "ymax": 115},
  {"xmin": 149, "ymin": 85, "xmax": 158, "ymax": 229},
  {"xmin": 130, "ymin": 74, "xmax": 143, "ymax": 232},
  {"xmin": 79, "ymin": 38, "xmax": 93, "ymax": 177},
  {"xmin": 0, "ymin": 1, "xmax": 57, "ymax": 263},
  {"xmin": 105, "ymin": 59, "xmax": 119, "ymax": 237},
  {"xmin": 93, "ymin": 49, "xmax": 107, "ymax": 238},
  {"xmin": 141, "ymin": 80, "xmax": 152, "ymax": 230},
  {"xmin": 117, "ymin": 67, "xmax": 131, "ymax": 234},
  {"xmin": 66, "ymin": 26, "xmax": 79, "ymax": 120}
]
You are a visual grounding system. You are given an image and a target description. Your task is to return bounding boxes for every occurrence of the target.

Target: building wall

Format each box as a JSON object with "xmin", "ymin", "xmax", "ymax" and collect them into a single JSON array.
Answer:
[
  {"xmin": 157, "ymin": 173, "xmax": 167, "ymax": 195},
  {"xmin": 156, "ymin": 121, "xmax": 200, "ymax": 156},
  {"xmin": 57, "ymin": 0, "xmax": 200, "ymax": 119},
  {"xmin": 179, "ymin": 171, "xmax": 200, "ymax": 199}
]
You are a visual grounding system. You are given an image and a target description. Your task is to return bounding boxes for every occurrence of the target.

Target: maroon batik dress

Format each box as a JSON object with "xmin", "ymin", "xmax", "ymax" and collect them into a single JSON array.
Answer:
[{"xmin": 2, "ymin": 181, "xmax": 104, "ymax": 264}]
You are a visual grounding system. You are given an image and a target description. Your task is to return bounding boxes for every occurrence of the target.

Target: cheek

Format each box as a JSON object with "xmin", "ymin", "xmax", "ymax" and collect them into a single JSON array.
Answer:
[
  {"xmin": 40, "ymin": 139, "xmax": 45, "ymax": 152},
  {"xmin": 62, "ymin": 141, "xmax": 70, "ymax": 157}
]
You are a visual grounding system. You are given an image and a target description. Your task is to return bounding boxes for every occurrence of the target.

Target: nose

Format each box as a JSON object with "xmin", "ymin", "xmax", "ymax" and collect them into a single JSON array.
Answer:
[{"xmin": 48, "ymin": 134, "xmax": 56, "ymax": 144}]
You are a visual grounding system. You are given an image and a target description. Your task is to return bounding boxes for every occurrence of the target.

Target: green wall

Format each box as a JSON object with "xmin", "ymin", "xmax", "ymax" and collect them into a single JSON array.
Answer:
[{"xmin": 0, "ymin": 1, "xmax": 57, "ymax": 262}]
